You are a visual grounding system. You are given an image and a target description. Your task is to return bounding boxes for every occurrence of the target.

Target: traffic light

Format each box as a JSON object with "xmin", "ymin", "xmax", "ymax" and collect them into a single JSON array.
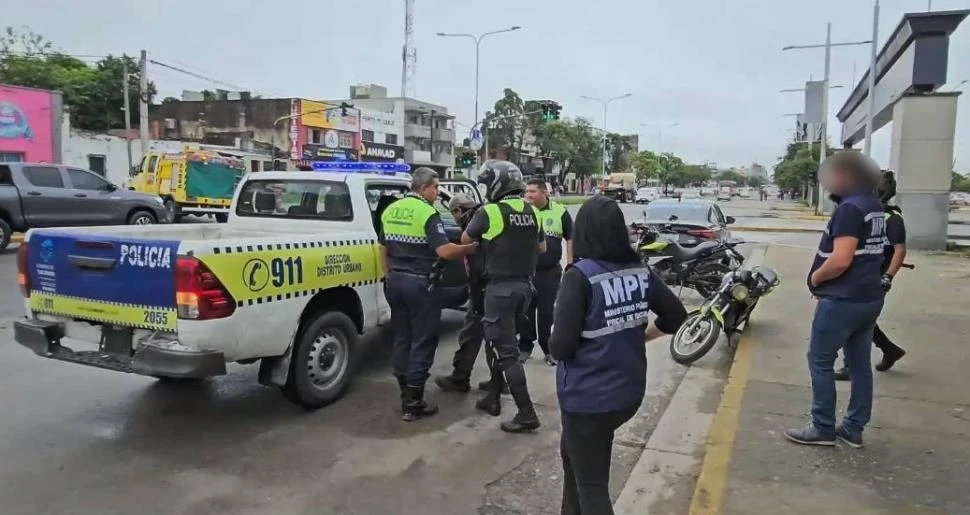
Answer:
[
  {"xmin": 540, "ymin": 102, "xmax": 561, "ymax": 122},
  {"xmin": 462, "ymin": 152, "xmax": 475, "ymax": 167}
]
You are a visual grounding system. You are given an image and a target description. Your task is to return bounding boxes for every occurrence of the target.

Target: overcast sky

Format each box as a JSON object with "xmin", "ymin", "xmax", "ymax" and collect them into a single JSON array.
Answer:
[{"xmin": 10, "ymin": 0, "xmax": 970, "ymax": 170}]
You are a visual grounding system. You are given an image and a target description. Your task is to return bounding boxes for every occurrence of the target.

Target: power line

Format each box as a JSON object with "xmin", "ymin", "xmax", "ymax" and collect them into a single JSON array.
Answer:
[{"xmin": 149, "ymin": 59, "xmax": 250, "ymax": 92}]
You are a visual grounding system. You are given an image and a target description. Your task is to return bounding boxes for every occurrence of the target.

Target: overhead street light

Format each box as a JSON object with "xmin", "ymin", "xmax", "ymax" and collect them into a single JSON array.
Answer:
[
  {"xmin": 581, "ymin": 93, "xmax": 632, "ymax": 176},
  {"xmin": 783, "ymin": 24, "xmax": 872, "ymax": 215},
  {"xmin": 436, "ymin": 26, "xmax": 521, "ymax": 133},
  {"xmin": 641, "ymin": 123, "xmax": 679, "ymax": 153}
]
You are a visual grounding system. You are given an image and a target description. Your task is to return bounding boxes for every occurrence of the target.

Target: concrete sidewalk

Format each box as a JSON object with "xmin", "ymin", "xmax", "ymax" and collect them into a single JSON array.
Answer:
[{"xmin": 690, "ymin": 244, "xmax": 970, "ymax": 515}]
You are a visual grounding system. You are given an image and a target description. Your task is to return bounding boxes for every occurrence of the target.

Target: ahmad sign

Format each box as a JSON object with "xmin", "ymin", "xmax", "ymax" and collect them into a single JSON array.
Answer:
[{"xmin": 360, "ymin": 142, "xmax": 404, "ymax": 162}]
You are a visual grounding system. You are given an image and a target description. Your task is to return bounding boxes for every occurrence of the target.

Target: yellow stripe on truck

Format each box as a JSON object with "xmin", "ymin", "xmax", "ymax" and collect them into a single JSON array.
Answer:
[
  {"xmin": 29, "ymin": 291, "xmax": 178, "ymax": 331},
  {"xmin": 199, "ymin": 238, "xmax": 383, "ymax": 307}
]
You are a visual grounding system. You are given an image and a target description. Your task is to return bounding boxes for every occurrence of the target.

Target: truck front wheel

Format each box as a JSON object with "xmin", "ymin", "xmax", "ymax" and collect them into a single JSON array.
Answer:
[
  {"xmin": 281, "ymin": 310, "xmax": 357, "ymax": 409},
  {"xmin": 0, "ymin": 218, "xmax": 11, "ymax": 251}
]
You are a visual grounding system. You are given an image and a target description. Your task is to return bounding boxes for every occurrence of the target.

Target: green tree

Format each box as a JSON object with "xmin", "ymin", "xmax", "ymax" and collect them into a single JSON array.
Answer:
[
  {"xmin": 631, "ymin": 150, "xmax": 661, "ymax": 182},
  {"xmin": 772, "ymin": 141, "xmax": 835, "ymax": 194},
  {"xmin": 481, "ymin": 88, "xmax": 524, "ymax": 160},
  {"xmin": 716, "ymin": 170, "xmax": 745, "ymax": 184},
  {"xmin": 0, "ymin": 26, "xmax": 156, "ymax": 131},
  {"xmin": 952, "ymin": 172, "xmax": 970, "ymax": 193},
  {"xmin": 745, "ymin": 175, "xmax": 767, "ymax": 188},
  {"xmin": 656, "ymin": 152, "xmax": 685, "ymax": 193},
  {"xmin": 605, "ymin": 133, "xmax": 635, "ymax": 173}
]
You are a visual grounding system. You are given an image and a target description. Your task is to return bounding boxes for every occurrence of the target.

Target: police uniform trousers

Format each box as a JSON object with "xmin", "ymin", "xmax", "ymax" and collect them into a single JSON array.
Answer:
[
  {"xmin": 386, "ymin": 272, "xmax": 442, "ymax": 388},
  {"xmin": 451, "ymin": 281, "xmax": 486, "ymax": 380},
  {"xmin": 519, "ymin": 265, "xmax": 562, "ymax": 356},
  {"xmin": 483, "ymin": 279, "xmax": 535, "ymax": 408}
]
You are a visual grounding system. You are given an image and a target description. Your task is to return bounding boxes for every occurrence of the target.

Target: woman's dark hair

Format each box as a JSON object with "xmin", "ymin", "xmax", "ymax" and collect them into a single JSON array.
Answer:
[
  {"xmin": 877, "ymin": 170, "xmax": 897, "ymax": 205},
  {"xmin": 573, "ymin": 195, "xmax": 639, "ymax": 264}
]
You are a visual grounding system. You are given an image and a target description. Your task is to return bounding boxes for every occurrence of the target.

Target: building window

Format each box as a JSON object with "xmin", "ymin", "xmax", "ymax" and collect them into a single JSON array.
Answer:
[
  {"xmin": 361, "ymin": 130, "xmax": 374, "ymax": 142},
  {"xmin": 407, "ymin": 114, "xmax": 419, "ymax": 124},
  {"xmin": 386, "ymin": 134, "xmax": 398, "ymax": 145},
  {"xmin": 309, "ymin": 128, "xmax": 323, "ymax": 144},
  {"xmin": 87, "ymin": 154, "xmax": 106, "ymax": 176},
  {"xmin": 338, "ymin": 132, "xmax": 354, "ymax": 148},
  {"xmin": 418, "ymin": 140, "xmax": 432, "ymax": 152},
  {"xmin": 0, "ymin": 152, "xmax": 24, "ymax": 162}
]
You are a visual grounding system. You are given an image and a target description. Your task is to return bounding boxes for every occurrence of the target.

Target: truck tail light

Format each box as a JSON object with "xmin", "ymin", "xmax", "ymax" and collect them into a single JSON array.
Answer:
[
  {"xmin": 175, "ymin": 256, "xmax": 235, "ymax": 320},
  {"xmin": 17, "ymin": 244, "xmax": 30, "ymax": 298},
  {"xmin": 687, "ymin": 229, "xmax": 717, "ymax": 240}
]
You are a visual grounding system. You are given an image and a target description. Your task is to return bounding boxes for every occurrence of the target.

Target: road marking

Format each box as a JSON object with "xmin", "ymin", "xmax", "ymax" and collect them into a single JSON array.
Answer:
[{"xmin": 686, "ymin": 321, "xmax": 758, "ymax": 515}]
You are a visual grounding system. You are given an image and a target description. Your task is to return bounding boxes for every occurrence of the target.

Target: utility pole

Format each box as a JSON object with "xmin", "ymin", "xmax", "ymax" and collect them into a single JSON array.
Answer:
[
  {"xmin": 864, "ymin": 1, "xmax": 880, "ymax": 155},
  {"xmin": 122, "ymin": 59, "xmax": 133, "ymax": 170},
  {"xmin": 819, "ymin": 23, "xmax": 832, "ymax": 215},
  {"xmin": 139, "ymin": 50, "xmax": 149, "ymax": 155}
]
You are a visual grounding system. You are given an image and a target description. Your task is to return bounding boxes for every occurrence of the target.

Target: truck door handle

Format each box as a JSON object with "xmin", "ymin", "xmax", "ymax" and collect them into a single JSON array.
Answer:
[
  {"xmin": 74, "ymin": 193, "xmax": 87, "ymax": 198},
  {"xmin": 26, "ymin": 191, "xmax": 41, "ymax": 196}
]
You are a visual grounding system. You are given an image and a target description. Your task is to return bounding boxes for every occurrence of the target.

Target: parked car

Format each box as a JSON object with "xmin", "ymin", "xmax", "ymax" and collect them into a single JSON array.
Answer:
[
  {"xmin": 0, "ymin": 163, "xmax": 169, "ymax": 250},
  {"xmin": 716, "ymin": 187, "xmax": 732, "ymax": 202},
  {"xmin": 642, "ymin": 199, "xmax": 735, "ymax": 247},
  {"xmin": 635, "ymin": 187, "xmax": 661, "ymax": 204}
]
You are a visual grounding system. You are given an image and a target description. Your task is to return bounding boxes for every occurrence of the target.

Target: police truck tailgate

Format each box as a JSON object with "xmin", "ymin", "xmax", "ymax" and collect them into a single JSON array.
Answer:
[{"xmin": 25, "ymin": 231, "xmax": 181, "ymax": 331}]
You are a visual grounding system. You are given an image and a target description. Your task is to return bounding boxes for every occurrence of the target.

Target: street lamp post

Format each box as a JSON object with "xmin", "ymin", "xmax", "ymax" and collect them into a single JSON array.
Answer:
[
  {"xmin": 581, "ymin": 93, "xmax": 632, "ymax": 176},
  {"xmin": 641, "ymin": 123, "xmax": 679, "ymax": 153},
  {"xmin": 436, "ymin": 26, "xmax": 521, "ymax": 135},
  {"xmin": 783, "ymin": 25, "xmax": 872, "ymax": 215}
]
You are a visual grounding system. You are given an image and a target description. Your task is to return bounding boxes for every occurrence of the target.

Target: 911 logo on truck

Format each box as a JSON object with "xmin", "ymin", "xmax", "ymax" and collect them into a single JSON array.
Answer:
[{"xmin": 119, "ymin": 244, "xmax": 173, "ymax": 269}]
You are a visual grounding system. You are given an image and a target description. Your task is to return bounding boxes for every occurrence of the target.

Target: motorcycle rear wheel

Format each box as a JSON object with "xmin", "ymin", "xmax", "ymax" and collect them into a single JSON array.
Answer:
[{"xmin": 670, "ymin": 310, "xmax": 722, "ymax": 365}]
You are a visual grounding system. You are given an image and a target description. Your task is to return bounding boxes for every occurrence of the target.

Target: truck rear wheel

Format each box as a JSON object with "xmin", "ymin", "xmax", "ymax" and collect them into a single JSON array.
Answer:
[{"xmin": 281, "ymin": 310, "xmax": 357, "ymax": 409}]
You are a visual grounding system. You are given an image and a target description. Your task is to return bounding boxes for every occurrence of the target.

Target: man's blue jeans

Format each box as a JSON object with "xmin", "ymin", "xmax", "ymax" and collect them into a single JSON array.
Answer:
[{"xmin": 809, "ymin": 297, "xmax": 884, "ymax": 434}]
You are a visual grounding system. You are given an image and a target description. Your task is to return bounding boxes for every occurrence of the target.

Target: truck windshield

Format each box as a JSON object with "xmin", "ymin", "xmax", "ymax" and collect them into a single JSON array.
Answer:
[{"xmin": 236, "ymin": 179, "xmax": 353, "ymax": 221}]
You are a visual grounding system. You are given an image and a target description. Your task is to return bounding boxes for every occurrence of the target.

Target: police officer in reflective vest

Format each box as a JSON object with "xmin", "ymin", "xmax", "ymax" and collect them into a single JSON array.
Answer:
[
  {"xmin": 549, "ymin": 196, "xmax": 687, "ymax": 514},
  {"xmin": 462, "ymin": 160, "xmax": 546, "ymax": 433},
  {"xmin": 519, "ymin": 178, "xmax": 573, "ymax": 366},
  {"xmin": 380, "ymin": 168, "xmax": 477, "ymax": 422}
]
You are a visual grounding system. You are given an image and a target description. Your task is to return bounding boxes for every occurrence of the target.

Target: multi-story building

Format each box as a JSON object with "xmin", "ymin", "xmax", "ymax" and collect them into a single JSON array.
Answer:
[
  {"xmin": 151, "ymin": 93, "xmax": 362, "ymax": 170},
  {"xmin": 330, "ymin": 84, "xmax": 454, "ymax": 174}
]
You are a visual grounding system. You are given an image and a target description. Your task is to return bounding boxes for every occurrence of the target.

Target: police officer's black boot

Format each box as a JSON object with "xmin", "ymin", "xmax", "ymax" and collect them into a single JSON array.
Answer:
[
  {"xmin": 475, "ymin": 372, "xmax": 503, "ymax": 417},
  {"xmin": 434, "ymin": 374, "xmax": 471, "ymax": 393},
  {"xmin": 402, "ymin": 385, "xmax": 438, "ymax": 422},
  {"xmin": 500, "ymin": 363, "xmax": 541, "ymax": 433},
  {"xmin": 396, "ymin": 376, "xmax": 408, "ymax": 412}
]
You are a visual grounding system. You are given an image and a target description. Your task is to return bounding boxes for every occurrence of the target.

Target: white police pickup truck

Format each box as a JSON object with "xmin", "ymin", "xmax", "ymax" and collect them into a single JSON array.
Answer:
[{"xmin": 14, "ymin": 162, "xmax": 480, "ymax": 409}]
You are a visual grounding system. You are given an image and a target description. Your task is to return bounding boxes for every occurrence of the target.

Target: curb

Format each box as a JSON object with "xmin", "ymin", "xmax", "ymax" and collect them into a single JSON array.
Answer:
[{"xmin": 733, "ymin": 226, "xmax": 823, "ymax": 234}]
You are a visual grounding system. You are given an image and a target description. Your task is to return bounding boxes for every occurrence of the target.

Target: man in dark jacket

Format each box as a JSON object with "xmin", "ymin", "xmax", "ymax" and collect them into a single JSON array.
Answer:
[
  {"xmin": 835, "ymin": 170, "xmax": 907, "ymax": 380},
  {"xmin": 435, "ymin": 193, "xmax": 487, "ymax": 392},
  {"xmin": 785, "ymin": 151, "xmax": 886, "ymax": 449}
]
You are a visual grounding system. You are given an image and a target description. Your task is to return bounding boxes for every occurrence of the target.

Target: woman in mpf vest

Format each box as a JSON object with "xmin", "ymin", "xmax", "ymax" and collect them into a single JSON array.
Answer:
[{"xmin": 549, "ymin": 196, "xmax": 688, "ymax": 515}]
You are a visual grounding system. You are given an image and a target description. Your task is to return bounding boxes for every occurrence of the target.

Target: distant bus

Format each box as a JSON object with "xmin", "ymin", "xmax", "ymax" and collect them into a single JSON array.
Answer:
[{"xmin": 717, "ymin": 180, "xmax": 737, "ymax": 196}]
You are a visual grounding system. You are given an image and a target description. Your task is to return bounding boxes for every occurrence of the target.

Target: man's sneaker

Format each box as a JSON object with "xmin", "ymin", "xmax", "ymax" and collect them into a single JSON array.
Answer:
[
  {"xmin": 875, "ymin": 347, "xmax": 906, "ymax": 372},
  {"xmin": 834, "ymin": 366, "xmax": 850, "ymax": 381},
  {"xmin": 784, "ymin": 423, "xmax": 836, "ymax": 446},
  {"xmin": 434, "ymin": 375, "xmax": 471, "ymax": 393},
  {"xmin": 835, "ymin": 424, "xmax": 864, "ymax": 448}
]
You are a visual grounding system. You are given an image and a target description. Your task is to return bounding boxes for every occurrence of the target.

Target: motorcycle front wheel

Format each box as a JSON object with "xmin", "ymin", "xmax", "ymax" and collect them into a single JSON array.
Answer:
[{"xmin": 670, "ymin": 310, "xmax": 722, "ymax": 365}]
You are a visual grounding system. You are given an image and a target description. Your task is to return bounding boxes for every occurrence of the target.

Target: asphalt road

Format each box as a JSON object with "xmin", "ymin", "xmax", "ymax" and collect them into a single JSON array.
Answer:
[{"xmin": 0, "ymin": 202, "xmax": 784, "ymax": 515}]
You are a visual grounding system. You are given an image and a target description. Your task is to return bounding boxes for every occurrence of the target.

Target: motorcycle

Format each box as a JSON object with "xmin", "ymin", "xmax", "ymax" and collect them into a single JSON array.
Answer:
[
  {"xmin": 669, "ymin": 265, "xmax": 781, "ymax": 365},
  {"xmin": 631, "ymin": 222, "xmax": 745, "ymax": 298}
]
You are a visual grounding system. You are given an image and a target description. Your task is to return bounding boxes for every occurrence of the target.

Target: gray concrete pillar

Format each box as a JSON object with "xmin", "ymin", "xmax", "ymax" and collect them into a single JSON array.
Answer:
[{"xmin": 889, "ymin": 93, "xmax": 959, "ymax": 250}]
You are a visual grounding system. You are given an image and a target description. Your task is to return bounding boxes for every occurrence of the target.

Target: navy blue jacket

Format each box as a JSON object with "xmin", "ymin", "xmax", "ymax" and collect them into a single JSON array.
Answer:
[{"xmin": 808, "ymin": 190, "xmax": 886, "ymax": 302}]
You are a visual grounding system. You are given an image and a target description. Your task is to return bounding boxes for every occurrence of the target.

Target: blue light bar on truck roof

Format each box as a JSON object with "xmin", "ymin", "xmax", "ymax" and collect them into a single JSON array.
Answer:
[{"xmin": 310, "ymin": 161, "xmax": 411, "ymax": 176}]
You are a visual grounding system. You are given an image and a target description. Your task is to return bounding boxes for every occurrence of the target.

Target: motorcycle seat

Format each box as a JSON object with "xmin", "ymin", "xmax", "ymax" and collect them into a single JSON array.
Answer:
[{"xmin": 666, "ymin": 239, "xmax": 721, "ymax": 261}]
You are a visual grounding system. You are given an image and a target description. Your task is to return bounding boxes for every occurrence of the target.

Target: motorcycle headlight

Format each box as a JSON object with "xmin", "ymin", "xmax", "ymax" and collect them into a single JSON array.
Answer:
[{"xmin": 730, "ymin": 284, "xmax": 750, "ymax": 301}]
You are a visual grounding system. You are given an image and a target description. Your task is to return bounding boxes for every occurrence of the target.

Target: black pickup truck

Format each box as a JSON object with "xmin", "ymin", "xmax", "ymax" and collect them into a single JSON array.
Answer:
[{"xmin": 0, "ymin": 162, "xmax": 169, "ymax": 249}]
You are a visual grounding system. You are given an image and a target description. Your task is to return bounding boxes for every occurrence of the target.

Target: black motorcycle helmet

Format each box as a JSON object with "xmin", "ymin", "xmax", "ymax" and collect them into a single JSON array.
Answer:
[{"xmin": 477, "ymin": 160, "xmax": 525, "ymax": 203}]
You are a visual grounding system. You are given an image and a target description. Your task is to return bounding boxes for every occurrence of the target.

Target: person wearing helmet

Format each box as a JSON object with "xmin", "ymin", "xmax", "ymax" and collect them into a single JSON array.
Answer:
[
  {"xmin": 380, "ymin": 168, "xmax": 478, "ymax": 422},
  {"xmin": 434, "ymin": 193, "xmax": 488, "ymax": 393},
  {"xmin": 834, "ymin": 170, "xmax": 907, "ymax": 381},
  {"xmin": 785, "ymin": 151, "xmax": 887, "ymax": 449},
  {"xmin": 461, "ymin": 160, "xmax": 546, "ymax": 433}
]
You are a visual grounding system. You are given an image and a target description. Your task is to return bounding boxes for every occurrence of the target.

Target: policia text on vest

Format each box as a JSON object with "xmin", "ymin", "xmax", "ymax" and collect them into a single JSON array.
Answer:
[{"xmin": 463, "ymin": 197, "xmax": 545, "ymax": 433}]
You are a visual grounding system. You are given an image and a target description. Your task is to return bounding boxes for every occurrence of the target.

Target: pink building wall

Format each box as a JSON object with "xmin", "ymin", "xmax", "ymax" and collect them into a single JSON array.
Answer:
[{"xmin": 0, "ymin": 84, "xmax": 63, "ymax": 162}]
